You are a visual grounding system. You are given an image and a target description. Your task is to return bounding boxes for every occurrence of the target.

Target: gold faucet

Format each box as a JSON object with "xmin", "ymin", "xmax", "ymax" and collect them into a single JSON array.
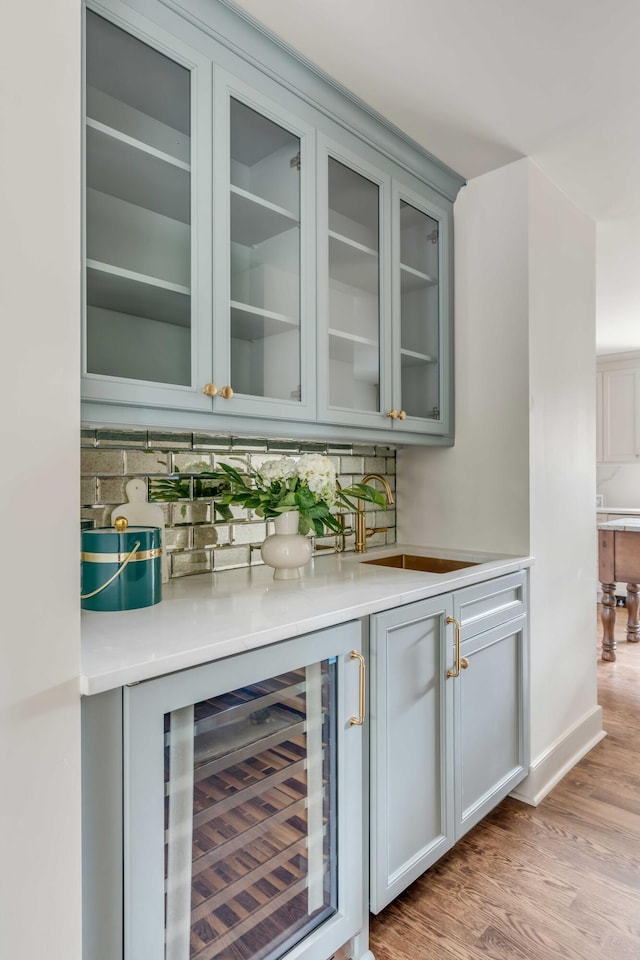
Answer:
[{"xmin": 354, "ymin": 474, "xmax": 394, "ymax": 553}]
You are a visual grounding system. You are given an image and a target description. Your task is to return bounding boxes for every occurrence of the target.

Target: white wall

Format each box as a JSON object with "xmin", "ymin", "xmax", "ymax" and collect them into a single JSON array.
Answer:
[
  {"xmin": 597, "ymin": 218, "xmax": 640, "ymax": 354},
  {"xmin": 527, "ymin": 164, "xmax": 601, "ymax": 785},
  {"xmin": 0, "ymin": 2, "xmax": 82, "ymax": 957},
  {"xmin": 398, "ymin": 158, "xmax": 602, "ymax": 805}
]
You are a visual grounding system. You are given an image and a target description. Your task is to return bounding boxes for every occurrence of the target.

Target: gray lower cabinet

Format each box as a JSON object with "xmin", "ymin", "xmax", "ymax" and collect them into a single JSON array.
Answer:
[
  {"xmin": 82, "ymin": 621, "xmax": 367, "ymax": 960},
  {"xmin": 369, "ymin": 572, "xmax": 529, "ymax": 913}
]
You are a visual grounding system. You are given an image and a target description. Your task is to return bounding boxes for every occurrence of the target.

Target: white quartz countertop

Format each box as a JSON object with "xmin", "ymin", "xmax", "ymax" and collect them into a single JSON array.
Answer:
[
  {"xmin": 81, "ymin": 544, "xmax": 533, "ymax": 695},
  {"xmin": 596, "ymin": 507, "xmax": 640, "ymax": 516},
  {"xmin": 598, "ymin": 517, "xmax": 640, "ymax": 531}
]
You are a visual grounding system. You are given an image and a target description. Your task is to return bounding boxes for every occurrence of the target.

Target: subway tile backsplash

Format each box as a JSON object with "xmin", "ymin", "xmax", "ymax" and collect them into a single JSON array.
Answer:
[{"xmin": 81, "ymin": 428, "xmax": 397, "ymax": 579}]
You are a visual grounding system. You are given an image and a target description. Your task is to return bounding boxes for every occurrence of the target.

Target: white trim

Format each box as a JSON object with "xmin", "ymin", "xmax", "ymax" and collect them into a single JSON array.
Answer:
[{"xmin": 511, "ymin": 704, "xmax": 605, "ymax": 807}]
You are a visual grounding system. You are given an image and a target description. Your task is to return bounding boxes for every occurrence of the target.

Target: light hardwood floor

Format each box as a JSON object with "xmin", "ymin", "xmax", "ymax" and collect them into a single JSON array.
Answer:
[{"xmin": 369, "ymin": 606, "xmax": 640, "ymax": 960}]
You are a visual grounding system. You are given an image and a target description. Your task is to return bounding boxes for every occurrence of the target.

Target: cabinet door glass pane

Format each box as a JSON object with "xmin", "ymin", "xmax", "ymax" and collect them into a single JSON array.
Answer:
[
  {"xmin": 164, "ymin": 662, "xmax": 337, "ymax": 960},
  {"xmin": 399, "ymin": 202, "xmax": 440, "ymax": 419},
  {"xmin": 229, "ymin": 99, "xmax": 301, "ymax": 402},
  {"xmin": 328, "ymin": 159, "xmax": 380, "ymax": 412},
  {"xmin": 85, "ymin": 11, "xmax": 192, "ymax": 386}
]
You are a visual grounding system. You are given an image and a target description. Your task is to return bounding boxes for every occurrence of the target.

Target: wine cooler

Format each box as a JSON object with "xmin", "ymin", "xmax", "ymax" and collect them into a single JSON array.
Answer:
[{"xmin": 84, "ymin": 622, "xmax": 366, "ymax": 960}]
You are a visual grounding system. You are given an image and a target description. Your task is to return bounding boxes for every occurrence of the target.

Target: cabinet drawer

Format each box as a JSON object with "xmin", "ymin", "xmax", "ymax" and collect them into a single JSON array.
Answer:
[{"xmin": 454, "ymin": 572, "xmax": 526, "ymax": 640}]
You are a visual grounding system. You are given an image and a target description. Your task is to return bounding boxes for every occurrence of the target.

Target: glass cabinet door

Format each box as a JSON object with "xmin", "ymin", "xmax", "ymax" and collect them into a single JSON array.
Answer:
[
  {"xmin": 214, "ymin": 71, "xmax": 316, "ymax": 421},
  {"xmin": 317, "ymin": 142, "xmax": 391, "ymax": 428},
  {"xmin": 124, "ymin": 624, "xmax": 363, "ymax": 960},
  {"xmin": 392, "ymin": 183, "xmax": 451, "ymax": 435},
  {"xmin": 83, "ymin": 8, "xmax": 212, "ymax": 411}
]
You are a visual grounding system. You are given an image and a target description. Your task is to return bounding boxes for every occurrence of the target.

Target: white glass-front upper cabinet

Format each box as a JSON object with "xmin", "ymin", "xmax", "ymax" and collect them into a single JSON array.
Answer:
[
  {"xmin": 213, "ymin": 68, "xmax": 317, "ymax": 421},
  {"xmin": 82, "ymin": 3, "xmax": 213, "ymax": 411},
  {"xmin": 317, "ymin": 140, "xmax": 391, "ymax": 429},
  {"xmin": 391, "ymin": 182, "xmax": 452, "ymax": 436}
]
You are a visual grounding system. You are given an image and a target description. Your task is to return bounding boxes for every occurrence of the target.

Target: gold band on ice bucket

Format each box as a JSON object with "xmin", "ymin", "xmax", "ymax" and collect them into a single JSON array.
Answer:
[{"xmin": 80, "ymin": 548, "xmax": 163, "ymax": 563}]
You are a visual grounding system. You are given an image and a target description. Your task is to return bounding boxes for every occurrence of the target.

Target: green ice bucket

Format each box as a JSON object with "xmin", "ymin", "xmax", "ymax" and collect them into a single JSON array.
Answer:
[{"xmin": 81, "ymin": 517, "xmax": 162, "ymax": 612}]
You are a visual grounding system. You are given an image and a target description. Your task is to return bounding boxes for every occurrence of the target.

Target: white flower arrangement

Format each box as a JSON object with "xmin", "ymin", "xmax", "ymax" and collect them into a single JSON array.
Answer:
[{"xmin": 211, "ymin": 453, "xmax": 386, "ymax": 536}]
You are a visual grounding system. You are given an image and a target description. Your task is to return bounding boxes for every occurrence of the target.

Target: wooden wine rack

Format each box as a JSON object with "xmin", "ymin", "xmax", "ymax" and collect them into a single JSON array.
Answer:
[{"xmin": 164, "ymin": 668, "xmax": 334, "ymax": 960}]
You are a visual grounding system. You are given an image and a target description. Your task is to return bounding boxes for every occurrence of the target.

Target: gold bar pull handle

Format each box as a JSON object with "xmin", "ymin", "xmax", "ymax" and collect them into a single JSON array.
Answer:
[
  {"xmin": 349, "ymin": 650, "xmax": 366, "ymax": 726},
  {"xmin": 446, "ymin": 616, "xmax": 466, "ymax": 678}
]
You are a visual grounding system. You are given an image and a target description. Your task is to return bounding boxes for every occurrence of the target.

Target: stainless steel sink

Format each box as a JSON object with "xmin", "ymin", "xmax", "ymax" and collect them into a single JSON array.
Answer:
[{"xmin": 363, "ymin": 553, "xmax": 478, "ymax": 573}]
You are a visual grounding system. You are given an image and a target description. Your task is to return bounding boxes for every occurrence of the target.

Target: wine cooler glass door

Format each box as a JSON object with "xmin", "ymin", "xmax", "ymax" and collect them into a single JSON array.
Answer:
[{"xmin": 124, "ymin": 623, "xmax": 363, "ymax": 960}]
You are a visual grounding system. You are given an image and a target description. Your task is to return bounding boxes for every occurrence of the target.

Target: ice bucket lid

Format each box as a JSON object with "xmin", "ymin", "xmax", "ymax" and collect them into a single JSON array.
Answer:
[{"xmin": 81, "ymin": 516, "xmax": 161, "ymax": 561}]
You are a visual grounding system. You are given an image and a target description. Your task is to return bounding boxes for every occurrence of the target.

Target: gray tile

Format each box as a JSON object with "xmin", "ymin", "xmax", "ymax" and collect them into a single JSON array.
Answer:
[
  {"xmin": 81, "ymin": 478, "xmax": 97, "ymax": 506},
  {"xmin": 364, "ymin": 457, "xmax": 386, "ymax": 474},
  {"xmin": 231, "ymin": 521, "xmax": 267, "ymax": 544},
  {"xmin": 353, "ymin": 445, "xmax": 376, "ymax": 456},
  {"xmin": 193, "ymin": 525, "xmax": 223, "ymax": 549},
  {"xmin": 213, "ymin": 545, "xmax": 250, "ymax": 570},
  {"xmin": 96, "ymin": 429, "xmax": 147, "ymax": 448},
  {"xmin": 81, "ymin": 505, "xmax": 113, "ymax": 527},
  {"xmin": 164, "ymin": 527, "xmax": 192, "ymax": 551},
  {"xmin": 231, "ymin": 437, "xmax": 268, "ymax": 452},
  {"xmin": 97, "ymin": 478, "xmax": 127, "ymax": 505},
  {"xmin": 124, "ymin": 450, "xmax": 170, "ymax": 476},
  {"xmin": 171, "ymin": 550, "xmax": 213, "ymax": 577},
  {"xmin": 81, "ymin": 428, "xmax": 96, "ymax": 447},
  {"xmin": 376, "ymin": 508, "xmax": 396, "ymax": 528},
  {"xmin": 298, "ymin": 441, "xmax": 327, "ymax": 453},
  {"xmin": 385, "ymin": 457, "xmax": 396, "ymax": 475},
  {"xmin": 147, "ymin": 430, "xmax": 192, "ymax": 450},
  {"xmin": 327, "ymin": 442, "xmax": 353, "ymax": 454},
  {"xmin": 266, "ymin": 439, "xmax": 301, "ymax": 452},
  {"xmin": 192, "ymin": 433, "xmax": 233, "ymax": 451},
  {"xmin": 340, "ymin": 456, "xmax": 365, "ymax": 474},
  {"xmin": 172, "ymin": 453, "xmax": 213, "ymax": 473},
  {"xmin": 375, "ymin": 446, "xmax": 396, "ymax": 456},
  {"xmin": 171, "ymin": 502, "xmax": 211, "ymax": 526},
  {"xmin": 211, "ymin": 524, "xmax": 231, "ymax": 546},
  {"xmin": 81, "ymin": 449, "xmax": 124, "ymax": 476}
]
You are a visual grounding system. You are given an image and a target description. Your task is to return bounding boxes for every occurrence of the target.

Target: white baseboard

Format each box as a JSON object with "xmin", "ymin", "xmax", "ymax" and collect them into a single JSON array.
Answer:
[{"xmin": 510, "ymin": 704, "xmax": 605, "ymax": 806}]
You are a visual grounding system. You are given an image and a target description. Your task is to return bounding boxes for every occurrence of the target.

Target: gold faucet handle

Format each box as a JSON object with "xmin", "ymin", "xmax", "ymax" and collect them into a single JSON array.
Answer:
[{"xmin": 366, "ymin": 526, "xmax": 388, "ymax": 539}]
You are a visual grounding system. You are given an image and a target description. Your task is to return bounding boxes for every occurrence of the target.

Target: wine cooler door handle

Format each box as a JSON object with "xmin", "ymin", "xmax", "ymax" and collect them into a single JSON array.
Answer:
[{"xmin": 349, "ymin": 650, "xmax": 366, "ymax": 726}]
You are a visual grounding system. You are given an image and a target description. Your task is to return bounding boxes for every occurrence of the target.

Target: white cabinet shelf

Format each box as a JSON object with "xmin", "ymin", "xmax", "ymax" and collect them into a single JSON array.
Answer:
[
  {"xmin": 230, "ymin": 300, "xmax": 299, "ymax": 340},
  {"xmin": 400, "ymin": 261, "xmax": 437, "ymax": 292},
  {"xmin": 87, "ymin": 261, "xmax": 190, "ymax": 327},
  {"xmin": 328, "ymin": 231, "xmax": 379, "ymax": 294},
  {"xmin": 400, "ymin": 347, "xmax": 437, "ymax": 366},
  {"xmin": 86, "ymin": 122, "xmax": 190, "ymax": 223},
  {"xmin": 230, "ymin": 185, "xmax": 299, "ymax": 246}
]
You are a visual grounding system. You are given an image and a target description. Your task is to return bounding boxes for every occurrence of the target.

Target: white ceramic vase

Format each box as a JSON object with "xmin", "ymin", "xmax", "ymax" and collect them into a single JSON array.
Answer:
[{"xmin": 260, "ymin": 510, "xmax": 312, "ymax": 580}]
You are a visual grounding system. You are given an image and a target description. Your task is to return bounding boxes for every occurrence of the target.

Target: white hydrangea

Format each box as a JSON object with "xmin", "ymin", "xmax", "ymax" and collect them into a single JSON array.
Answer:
[
  {"xmin": 257, "ymin": 457, "xmax": 298, "ymax": 484},
  {"xmin": 295, "ymin": 453, "xmax": 337, "ymax": 505}
]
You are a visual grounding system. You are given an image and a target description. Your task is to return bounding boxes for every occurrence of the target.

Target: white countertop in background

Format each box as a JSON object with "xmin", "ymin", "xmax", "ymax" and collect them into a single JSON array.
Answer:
[
  {"xmin": 597, "ymin": 517, "xmax": 640, "ymax": 531},
  {"xmin": 80, "ymin": 544, "xmax": 533, "ymax": 695},
  {"xmin": 596, "ymin": 507, "xmax": 640, "ymax": 516}
]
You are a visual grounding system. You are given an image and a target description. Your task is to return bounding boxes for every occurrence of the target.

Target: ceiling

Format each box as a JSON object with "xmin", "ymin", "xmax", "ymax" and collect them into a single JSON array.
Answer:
[{"xmin": 230, "ymin": 0, "xmax": 640, "ymax": 355}]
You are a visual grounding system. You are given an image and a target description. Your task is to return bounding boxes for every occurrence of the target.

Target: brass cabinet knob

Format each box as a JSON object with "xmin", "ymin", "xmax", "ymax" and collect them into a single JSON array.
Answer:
[
  {"xmin": 398, "ymin": 410, "xmax": 407, "ymax": 420},
  {"xmin": 202, "ymin": 383, "xmax": 218, "ymax": 397},
  {"xmin": 387, "ymin": 409, "xmax": 399, "ymax": 419},
  {"xmin": 461, "ymin": 657, "xmax": 469, "ymax": 670},
  {"xmin": 219, "ymin": 385, "xmax": 234, "ymax": 399}
]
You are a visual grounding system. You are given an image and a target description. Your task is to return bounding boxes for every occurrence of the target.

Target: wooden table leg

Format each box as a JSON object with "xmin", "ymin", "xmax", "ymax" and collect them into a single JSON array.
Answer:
[
  {"xmin": 626, "ymin": 583, "xmax": 640, "ymax": 643},
  {"xmin": 601, "ymin": 582, "xmax": 617, "ymax": 661}
]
